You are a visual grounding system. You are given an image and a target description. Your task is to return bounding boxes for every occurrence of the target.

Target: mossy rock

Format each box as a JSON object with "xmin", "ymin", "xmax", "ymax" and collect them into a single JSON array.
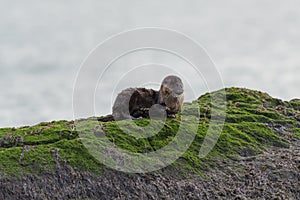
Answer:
[
  {"xmin": 290, "ymin": 99, "xmax": 300, "ymax": 111},
  {"xmin": 0, "ymin": 87, "xmax": 298, "ymax": 176}
]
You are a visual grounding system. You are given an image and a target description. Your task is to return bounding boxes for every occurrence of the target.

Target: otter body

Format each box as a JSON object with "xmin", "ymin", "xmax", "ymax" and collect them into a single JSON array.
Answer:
[
  {"xmin": 112, "ymin": 88, "xmax": 159, "ymax": 120},
  {"xmin": 100, "ymin": 75, "xmax": 184, "ymax": 121}
]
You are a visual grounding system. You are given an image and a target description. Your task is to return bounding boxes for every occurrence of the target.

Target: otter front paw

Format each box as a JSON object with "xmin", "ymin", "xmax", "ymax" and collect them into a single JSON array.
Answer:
[
  {"xmin": 140, "ymin": 108, "xmax": 150, "ymax": 111},
  {"xmin": 167, "ymin": 114, "xmax": 176, "ymax": 118}
]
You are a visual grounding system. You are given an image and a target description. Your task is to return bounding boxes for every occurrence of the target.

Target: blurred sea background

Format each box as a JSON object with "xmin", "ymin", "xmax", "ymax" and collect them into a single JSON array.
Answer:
[{"xmin": 1, "ymin": 0, "xmax": 300, "ymax": 127}]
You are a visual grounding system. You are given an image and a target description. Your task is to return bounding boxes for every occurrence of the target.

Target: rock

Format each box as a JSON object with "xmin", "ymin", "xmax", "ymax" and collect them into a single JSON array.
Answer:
[{"xmin": 1, "ymin": 87, "xmax": 300, "ymax": 199}]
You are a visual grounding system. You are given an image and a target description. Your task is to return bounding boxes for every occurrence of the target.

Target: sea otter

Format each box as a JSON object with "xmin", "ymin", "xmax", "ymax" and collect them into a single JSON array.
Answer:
[{"xmin": 99, "ymin": 75, "xmax": 184, "ymax": 121}]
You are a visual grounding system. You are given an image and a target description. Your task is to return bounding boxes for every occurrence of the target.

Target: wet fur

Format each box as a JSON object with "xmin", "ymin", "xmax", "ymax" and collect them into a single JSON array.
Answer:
[{"xmin": 99, "ymin": 75, "xmax": 184, "ymax": 121}]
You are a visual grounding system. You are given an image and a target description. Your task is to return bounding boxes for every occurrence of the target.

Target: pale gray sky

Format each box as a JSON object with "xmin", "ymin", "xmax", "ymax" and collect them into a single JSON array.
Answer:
[{"xmin": 0, "ymin": 0, "xmax": 299, "ymax": 127}]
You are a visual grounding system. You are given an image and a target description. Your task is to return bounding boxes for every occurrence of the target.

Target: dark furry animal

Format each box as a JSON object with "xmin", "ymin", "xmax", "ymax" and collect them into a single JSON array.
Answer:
[{"xmin": 98, "ymin": 75, "xmax": 184, "ymax": 122}]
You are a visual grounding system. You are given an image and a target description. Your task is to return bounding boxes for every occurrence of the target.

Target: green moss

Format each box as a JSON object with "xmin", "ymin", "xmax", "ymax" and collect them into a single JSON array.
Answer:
[
  {"xmin": 0, "ymin": 87, "xmax": 298, "ymax": 176},
  {"xmin": 52, "ymin": 139, "xmax": 102, "ymax": 173},
  {"xmin": 292, "ymin": 128, "xmax": 300, "ymax": 138},
  {"xmin": 0, "ymin": 147, "xmax": 22, "ymax": 174},
  {"xmin": 290, "ymin": 99, "xmax": 300, "ymax": 110}
]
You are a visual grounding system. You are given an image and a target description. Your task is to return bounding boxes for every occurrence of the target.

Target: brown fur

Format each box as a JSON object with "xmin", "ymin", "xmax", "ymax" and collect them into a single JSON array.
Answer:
[{"xmin": 99, "ymin": 75, "xmax": 184, "ymax": 121}]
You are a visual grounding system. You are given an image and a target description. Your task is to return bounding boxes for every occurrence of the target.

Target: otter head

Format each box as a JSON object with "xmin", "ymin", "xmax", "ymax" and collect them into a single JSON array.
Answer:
[{"xmin": 159, "ymin": 75, "xmax": 184, "ymax": 113}]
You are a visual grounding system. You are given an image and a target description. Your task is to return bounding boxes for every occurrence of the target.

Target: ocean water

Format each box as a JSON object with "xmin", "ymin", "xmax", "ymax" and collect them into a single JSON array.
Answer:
[{"xmin": 1, "ymin": 0, "xmax": 300, "ymax": 127}]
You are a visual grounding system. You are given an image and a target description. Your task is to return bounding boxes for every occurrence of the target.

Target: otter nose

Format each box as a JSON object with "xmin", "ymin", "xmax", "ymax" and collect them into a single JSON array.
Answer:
[{"xmin": 174, "ymin": 89, "xmax": 183, "ymax": 95}]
